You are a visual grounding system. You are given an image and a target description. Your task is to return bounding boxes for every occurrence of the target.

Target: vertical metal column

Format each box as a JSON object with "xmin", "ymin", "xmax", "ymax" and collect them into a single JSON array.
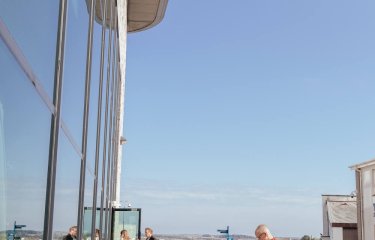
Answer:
[
  {"xmin": 100, "ymin": 0, "xmax": 114, "ymax": 237},
  {"xmin": 91, "ymin": 0, "xmax": 108, "ymax": 238},
  {"xmin": 104, "ymin": 17, "xmax": 116, "ymax": 239},
  {"xmin": 43, "ymin": 0, "xmax": 67, "ymax": 239},
  {"xmin": 108, "ymin": 19, "xmax": 119, "ymax": 240},
  {"xmin": 104, "ymin": 36, "xmax": 114, "ymax": 240},
  {"xmin": 77, "ymin": 0, "xmax": 96, "ymax": 239}
]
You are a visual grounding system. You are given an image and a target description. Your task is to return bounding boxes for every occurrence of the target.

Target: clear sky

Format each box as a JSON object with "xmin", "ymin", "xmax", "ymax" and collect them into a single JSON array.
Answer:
[
  {"xmin": 2, "ymin": 0, "xmax": 375, "ymax": 238},
  {"xmin": 121, "ymin": 0, "xmax": 375, "ymax": 237}
]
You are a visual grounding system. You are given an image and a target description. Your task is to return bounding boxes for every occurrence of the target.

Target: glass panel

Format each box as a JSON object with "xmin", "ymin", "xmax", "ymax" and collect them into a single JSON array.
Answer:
[
  {"xmin": 0, "ymin": 0, "xmax": 60, "ymax": 98},
  {"xmin": 0, "ymin": 38, "xmax": 51, "ymax": 238},
  {"xmin": 0, "ymin": 87, "xmax": 6, "ymax": 240},
  {"xmin": 112, "ymin": 209, "xmax": 141, "ymax": 240},
  {"xmin": 84, "ymin": 9, "xmax": 109, "ymax": 239},
  {"xmin": 83, "ymin": 207, "xmax": 108, "ymax": 240},
  {"xmin": 53, "ymin": 133, "xmax": 81, "ymax": 240},
  {"xmin": 83, "ymin": 167, "xmax": 95, "ymax": 238},
  {"xmin": 86, "ymin": 3, "xmax": 106, "ymax": 174},
  {"xmin": 61, "ymin": 0, "xmax": 89, "ymax": 143},
  {"xmin": 83, "ymin": 208, "xmax": 94, "ymax": 240}
]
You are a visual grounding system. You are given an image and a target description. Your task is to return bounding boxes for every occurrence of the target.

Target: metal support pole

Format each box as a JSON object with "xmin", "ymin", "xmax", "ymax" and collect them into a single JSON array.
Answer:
[
  {"xmin": 112, "ymin": 45, "xmax": 120, "ymax": 209},
  {"xmin": 43, "ymin": 0, "xmax": 67, "ymax": 239},
  {"xmin": 77, "ymin": 0, "xmax": 96, "ymax": 239},
  {"xmin": 104, "ymin": 26, "xmax": 115, "ymax": 240},
  {"xmin": 91, "ymin": 0, "xmax": 108, "ymax": 238},
  {"xmin": 101, "ymin": 0, "xmax": 114, "ymax": 238},
  {"xmin": 108, "ymin": 19, "xmax": 119, "ymax": 240}
]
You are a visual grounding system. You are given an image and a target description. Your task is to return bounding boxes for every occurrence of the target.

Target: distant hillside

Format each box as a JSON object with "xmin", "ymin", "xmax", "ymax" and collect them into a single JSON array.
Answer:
[
  {"xmin": 154, "ymin": 234, "xmax": 299, "ymax": 240},
  {"xmin": 0, "ymin": 231, "xmax": 299, "ymax": 240},
  {"xmin": 0, "ymin": 230, "xmax": 65, "ymax": 240}
]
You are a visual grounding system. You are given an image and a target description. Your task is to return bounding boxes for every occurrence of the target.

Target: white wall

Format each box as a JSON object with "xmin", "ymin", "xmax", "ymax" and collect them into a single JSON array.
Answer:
[
  {"xmin": 331, "ymin": 227, "xmax": 343, "ymax": 240},
  {"xmin": 322, "ymin": 195, "xmax": 355, "ymax": 239},
  {"xmin": 360, "ymin": 166, "xmax": 375, "ymax": 240}
]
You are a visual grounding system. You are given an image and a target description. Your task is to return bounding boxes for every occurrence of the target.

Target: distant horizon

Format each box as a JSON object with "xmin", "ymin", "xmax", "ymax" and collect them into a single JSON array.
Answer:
[
  {"xmin": 0, "ymin": 229, "xmax": 306, "ymax": 239},
  {"xmin": 0, "ymin": 229, "xmax": 315, "ymax": 239}
]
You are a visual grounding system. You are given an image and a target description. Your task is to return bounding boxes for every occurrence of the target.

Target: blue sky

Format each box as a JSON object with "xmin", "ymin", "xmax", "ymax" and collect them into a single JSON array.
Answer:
[
  {"xmin": 121, "ymin": 0, "xmax": 375, "ymax": 237},
  {"xmin": 2, "ymin": 0, "xmax": 375, "ymax": 238}
]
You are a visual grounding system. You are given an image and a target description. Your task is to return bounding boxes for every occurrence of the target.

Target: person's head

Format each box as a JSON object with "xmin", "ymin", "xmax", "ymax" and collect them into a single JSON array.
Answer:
[
  {"xmin": 145, "ymin": 227, "xmax": 153, "ymax": 238},
  {"xmin": 69, "ymin": 226, "xmax": 78, "ymax": 237},
  {"xmin": 121, "ymin": 229, "xmax": 129, "ymax": 238},
  {"xmin": 95, "ymin": 229, "xmax": 100, "ymax": 238},
  {"xmin": 254, "ymin": 224, "xmax": 274, "ymax": 240}
]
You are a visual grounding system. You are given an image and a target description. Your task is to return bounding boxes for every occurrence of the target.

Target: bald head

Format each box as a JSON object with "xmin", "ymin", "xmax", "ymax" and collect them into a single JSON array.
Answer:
[{"xmin": 255, "ymin": 224, "xmax": 274, "ymax": 240}]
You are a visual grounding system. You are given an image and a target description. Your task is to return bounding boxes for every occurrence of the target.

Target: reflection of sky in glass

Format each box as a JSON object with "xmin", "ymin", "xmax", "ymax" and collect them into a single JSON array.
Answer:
[
  {"xmin": 0, "ymin": 100, "xmax": 6, "ymax": 231},
  {"xmin": 53, "ymin": 133, "xmax": 81, "ymax": 233},
  {"xmin": 61, "ymin": 0, "xmax": 89, "ymax": 144},
  {"xmin": 0, "ymin": 0, "xmax": 59, "ymax": 98},
  {"xmin": 0, "ymin": 35, "xmax": 51, "ymax": 231},
  {"xmin": 1, "ymin": 0, "xmax": 114, "ymax": 231},
  {"xmin": 0, "ymin": 0, "xmax": 107, "ymax": 232}
]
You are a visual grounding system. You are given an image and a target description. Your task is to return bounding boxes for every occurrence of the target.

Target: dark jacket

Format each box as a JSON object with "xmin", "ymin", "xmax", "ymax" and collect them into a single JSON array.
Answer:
[{"xmin": 63, "ymin": 234, "xmax": 75, "ymax": 240}]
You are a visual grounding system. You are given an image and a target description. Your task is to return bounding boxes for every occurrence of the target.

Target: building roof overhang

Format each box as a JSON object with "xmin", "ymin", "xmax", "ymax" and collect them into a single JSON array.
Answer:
[
  {"xmin": 86, "ymin": 0, "xmax": 168, "ymax": 33},
  {"xmin": 327, "ymin": 201, "xmax": 357, "ymax": 225},
  {"xmin": 349, "ymin": 158, "xmax": 375, "ymax": 170},
  {"xmin": 127, "ymin": 0, "xmax": 168, "ymax": 33}
]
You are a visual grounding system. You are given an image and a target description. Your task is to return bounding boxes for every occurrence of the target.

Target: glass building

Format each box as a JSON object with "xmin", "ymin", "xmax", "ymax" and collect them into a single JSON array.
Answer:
[{"xmin": 0, "ymin": 0, "xmax": 168, "ymax": 239}]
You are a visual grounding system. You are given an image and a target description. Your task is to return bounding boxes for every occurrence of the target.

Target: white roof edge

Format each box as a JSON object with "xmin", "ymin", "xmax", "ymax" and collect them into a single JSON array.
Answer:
[
  {"xmin": 349, "ymin": 158, "xmax": 375, "ymax": 170},
  {"xmin": 321, "ymin": 194, "xmax": 352, "ymax": 197}
]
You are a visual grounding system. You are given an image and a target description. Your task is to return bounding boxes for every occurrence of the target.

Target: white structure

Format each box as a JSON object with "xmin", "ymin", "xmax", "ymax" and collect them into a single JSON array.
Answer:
[
  {"xmin": 321, "ymin": 195, "xmax": 358, "ymax": 240},
  {"xmin": 91, "ymin": 0, "xmax": 168, "ymax": 208},
  {"xmin": 350, "ymin": 159, "xmax": 375, "ymax": 240},
  {"xmin": 0, "ymin": 1, "xmax": 168, "ymax": 238}
]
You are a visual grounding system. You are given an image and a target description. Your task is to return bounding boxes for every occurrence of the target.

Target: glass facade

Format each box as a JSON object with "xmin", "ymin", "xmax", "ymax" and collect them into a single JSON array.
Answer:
[
  {"xmin": 112, "ymin": 209, "xmax": 141, "ymax": 240},
  {"xmin": 0, "ymin": 35, "xmax": 51, "ymax": 235},
  {"xmin": 0, "ymin": 0, "xmax": 60, "ymax": 98},
  {"xmin": 0, "ymin": 0, "xmax": 127, "ymax": 239}
]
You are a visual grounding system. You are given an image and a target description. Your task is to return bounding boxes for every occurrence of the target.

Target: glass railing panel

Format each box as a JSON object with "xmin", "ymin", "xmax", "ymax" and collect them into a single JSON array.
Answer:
[
  {"xmin": 52, "ymin": 132, "xmax": 82, "ymax": 240},
  {"xmin": 112, "ymin": 209, "xmax": 141, "ymax": 240},
  {"xmin": 0, "ymin": 37, "xmax": 51, "ymax": 239},
  {"xmin": 0, "ymin": 0, "xmax": 60, "ymax": 98},
  {"xmin": 83, "ymin": 11, "xmax": 110, "ymax": 239},
  {"xmin": 83, "ymin": 207, "xmax": 111, "ymax": 240},
  {"xmin": 61, "ymin": 0, "xmax": 90, "ymax": 144}
]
